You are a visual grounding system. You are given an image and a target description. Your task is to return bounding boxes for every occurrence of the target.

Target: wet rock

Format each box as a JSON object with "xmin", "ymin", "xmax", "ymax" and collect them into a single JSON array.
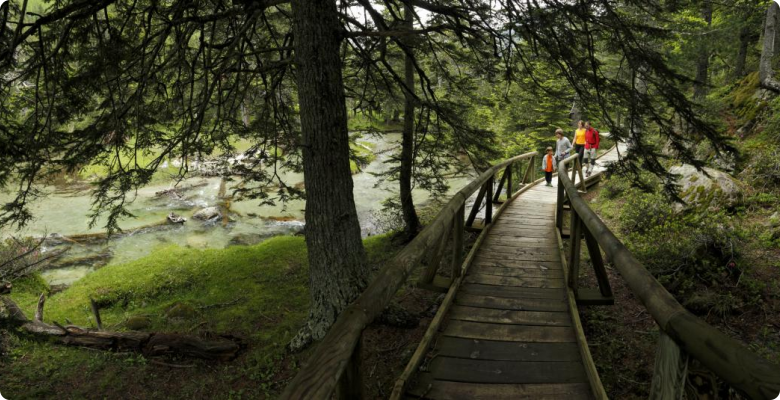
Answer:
[
  {"xmin": 768, "ymin": 212, "xmax": 780, "ymax": 228},
  {"xmin": 126, "ymin": 315, "xmax": 152, "ymax": 330},
  {"xmin": 670, "ymin": 164, "xmax": 743, "ymax": 211},
  {"xmin": 167, "ymin": 212, "xmax": 186, "ymax": 224},
  {"xmin": 165, "ymin": 302, "xmax": 199, "ymax": 321},
  {"xmin": 192, "ymin": 206, "xmax": 221, "ymax": 221}
]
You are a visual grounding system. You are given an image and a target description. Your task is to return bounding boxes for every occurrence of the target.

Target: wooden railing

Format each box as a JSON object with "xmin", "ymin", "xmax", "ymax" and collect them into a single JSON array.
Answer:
[
  {"xmin": 280, "ymin": 151, "xmax": 540, "ymax": 400},
  {"xmin": 556, "ymin": 154, "xmax": 780, "ymax": 399}
]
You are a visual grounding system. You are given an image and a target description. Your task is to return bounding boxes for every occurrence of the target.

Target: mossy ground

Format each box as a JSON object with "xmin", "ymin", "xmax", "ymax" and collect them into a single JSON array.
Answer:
[{"xmin": 0, "ymin": 233, "xmax": 406, "ymax": 399}]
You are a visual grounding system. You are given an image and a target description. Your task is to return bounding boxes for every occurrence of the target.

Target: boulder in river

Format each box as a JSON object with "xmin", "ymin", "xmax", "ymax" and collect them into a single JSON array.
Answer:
[
  {"xmin": 192, "ymin": 206, "xmax": 221, "ymax": 221},
  {"xmin": 670, "ymin": 164, "xmax": 743, "ymax": 210},
  {"xmin": 167, "ymin": 212, "xmax": 187, "ymax": 224}
]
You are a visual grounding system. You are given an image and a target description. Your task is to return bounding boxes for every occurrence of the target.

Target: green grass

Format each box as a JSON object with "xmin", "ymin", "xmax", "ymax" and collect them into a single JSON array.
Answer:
[{"xmin": 2, "ymin": 233, "xmax": 401, "ymax": 399}]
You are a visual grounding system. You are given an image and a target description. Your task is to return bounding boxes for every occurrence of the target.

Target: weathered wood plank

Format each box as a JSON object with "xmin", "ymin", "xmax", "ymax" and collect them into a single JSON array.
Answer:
[
  {"xmin": 473, "ymin": 253, "xmax": 561, "ymax": 263},
  {"xmin": 448, "ymin": 306, "xmax": 571, "ymax": 327},
  {"xmin": 434, "ymin": 337, "xmax": 580, "ymax": 361},
  {"xmin": 470, "ymin": 264, "xmax": 563, "ymax": 278},
  {"xmin": 470, "ymin": 259, "xmax": 562, "ymax": 270},
  {"xmin": 489, "ymin": 230, "xmax": 556, "ymax": 239},
  {"xmin": 464, "ymin": 274, "xmax": 565, "ymax": 289},
  {"xmin": 460, "ymin": 284, "xmax": 566, "ymax": 300},
  {"xmin": 492, "ymin": 219, "xmax": 550, "ymax": 226},
  {"xmin": 427, "ymin": 357, "xmax": 587, "ymax": 384},
  {"xmin": 407, "ymin": 376, "xmax": 592, "ymax": 400},
  {"xmin": 456, "ymin": 293, "xmax": 568, "ymax": 312},
  {"xmin": 443, "ymin": 320, "xmax": 576, "ymax": 343},
  {"xmin": 476, "ymin": 244, "xmax": 559, "ymax": 256},
  {"xmin": 483, "ymin": 236, "xmax": 554, "ymax": 246}
]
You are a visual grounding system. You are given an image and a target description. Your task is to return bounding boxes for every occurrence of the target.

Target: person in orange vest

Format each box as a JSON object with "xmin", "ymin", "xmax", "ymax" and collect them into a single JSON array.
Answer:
[
  {"xmin": 541, "ymin": 146, "xmax": 556, "ymax": 187},
  {"xmin": 584, "ymin": 121, "xmax": 600, "ymax": 177},
  {"xmin": 573, "ymin": 120, "xmax": 586, "ymax": 162}
]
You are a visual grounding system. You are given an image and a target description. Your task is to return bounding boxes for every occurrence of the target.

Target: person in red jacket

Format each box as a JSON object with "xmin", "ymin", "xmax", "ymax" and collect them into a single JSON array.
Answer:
[{"xmin": 583, "ymin": 121, "xmax": 600, "ymax": 177}]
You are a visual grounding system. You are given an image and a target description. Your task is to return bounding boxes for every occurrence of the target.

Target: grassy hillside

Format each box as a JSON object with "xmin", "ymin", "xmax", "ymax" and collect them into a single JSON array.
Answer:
[{"xmin": 1, "ymin": 234, "xmax": 401, "ymax": 399}]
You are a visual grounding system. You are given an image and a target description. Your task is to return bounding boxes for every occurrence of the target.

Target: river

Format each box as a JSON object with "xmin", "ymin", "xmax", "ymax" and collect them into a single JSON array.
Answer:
[{"xmin": 0, "ymin": 133, "xmax": 476, "ymax": 286}]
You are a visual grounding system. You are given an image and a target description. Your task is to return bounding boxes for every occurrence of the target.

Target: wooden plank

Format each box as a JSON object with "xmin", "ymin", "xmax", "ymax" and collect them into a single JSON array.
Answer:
[
  {"xmin": 460, "ymin": 284, "xmax": 566, "ymax": 300},
  {"xmin": 434, "ymin": 337, "xmax": 581, "ymax": 361},
  {"xmin": 408, "ymin": 374, "xmax": 592, "ymax": 399},
  {"xmin": 470, "ymin": 264, "xmax": 563, "ymax": 279},
  {"xmin": 456, "ymin": 293, "xmax": 568, "ymax": 312},
  {"xmin": 427, "ymin": 357, "xmax": 587, "ymax": 384},
  {"xmin": 473, "ymin": 253, "xmax": 560, "ymax": 263},
  {"xmin": 483, "ymin": 236, "xmax": 554, "ymax": 246},
  {"xmin": 471, "ymin": 258, "xmax": 562, "ymax": 270},
  {"xmin": 489, "ymin": 230, "xmax": 556, "ymax": 239},
  {"xmin": 649, "ymin": 331, "xmax": 688, "ymax": 400},
  {"xmin": 492, "ymin": 219, "xmax": 550, "ymax": 226},
  {"xmin": 499, "ymin": 212, "xmax": 553, "ymax": 219},
  {"xmin": 477, "ymin": 244, "xmax": 559, "ymax": 255},
  {"xmin": 464, "ymin": 274, "xmax": 565, "ymax": 289},
  {"xmin": 448, "ymin": 306, "xmax": 571, "ymax": 327},
  {"xmin": 443, "ymin": 320, "xmax": 576, "ymax": 343}
]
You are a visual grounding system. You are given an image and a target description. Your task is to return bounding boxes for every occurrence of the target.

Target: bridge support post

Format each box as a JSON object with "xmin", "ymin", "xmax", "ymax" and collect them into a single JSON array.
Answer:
[
  {"xmin": 485, "ymin": 176, "xmax": 494, "ymax": 225},
  {"xmin": 451, "ymin": 204, "xmax": 465, "ymax": 279},
  {"xmin": 649, "ymin": 331, "xmax": 688, "ymax": 400},
  {"xmin": 556, "ymin": 174, "xmax": 565, "ymax": 232},
  {"xmin": 337, "ymin": 334, "xmax": 364, "ymax": 400},
  {"xmin": 506, "ymin": 164, "xmax": 513, "ymax": 198},
  {"xmin": 568, "ymin": 211, "xmax": 583, "ymax": 296}
]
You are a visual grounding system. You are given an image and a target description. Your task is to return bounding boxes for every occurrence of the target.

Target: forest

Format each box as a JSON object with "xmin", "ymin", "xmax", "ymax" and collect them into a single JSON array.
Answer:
[{"xmin": 1, "ymin": 0, "xmax": 780, "ymax": 399}]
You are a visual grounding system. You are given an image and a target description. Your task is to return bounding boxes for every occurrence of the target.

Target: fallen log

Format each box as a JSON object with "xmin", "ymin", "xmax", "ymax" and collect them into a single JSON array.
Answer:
[{"xmin": 0, "ymin": 295, "xmax": 240, "ymax": 361}]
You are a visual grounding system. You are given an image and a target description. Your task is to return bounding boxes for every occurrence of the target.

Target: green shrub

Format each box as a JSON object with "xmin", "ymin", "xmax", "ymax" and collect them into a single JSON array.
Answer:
[
  {"xmin": 625, "ymin": 212, "xmax": 746, "ymax": 307},
  {"xmin": 618, "ymin": 190, "xmax": 673, "ymax": 234},
  {"xmin": 601, "ymin": 175, "xmax": 631, "ymax": 200}
]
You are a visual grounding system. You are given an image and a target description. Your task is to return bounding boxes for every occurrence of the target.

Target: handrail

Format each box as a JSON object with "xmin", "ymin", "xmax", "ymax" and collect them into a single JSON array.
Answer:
[
  {"xmin": 280, "ymin": 151, "xmax": 538, "ymax": 400},
  {"xmin": 557, "ymin": 154, "xmax": 780, "ymax": 399}
]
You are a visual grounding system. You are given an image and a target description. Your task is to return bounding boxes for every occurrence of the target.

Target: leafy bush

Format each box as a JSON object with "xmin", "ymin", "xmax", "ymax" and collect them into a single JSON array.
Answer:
[
  {"xmin": 618, "ymin": 190, "xmax": 673, "ymax": 234},
  {"xmin": 600, "ymin": 175, "xmax": 631, "ymax": 200},
  {"xmin": 624, "ymin": 212, "xmax": 750, "ymax": 311}
]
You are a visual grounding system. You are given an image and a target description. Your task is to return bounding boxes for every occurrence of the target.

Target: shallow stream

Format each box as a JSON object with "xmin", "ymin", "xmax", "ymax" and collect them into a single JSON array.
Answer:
[{"xmin": 0, "ymin": 133, "xmax": 475, "ymax": 286}]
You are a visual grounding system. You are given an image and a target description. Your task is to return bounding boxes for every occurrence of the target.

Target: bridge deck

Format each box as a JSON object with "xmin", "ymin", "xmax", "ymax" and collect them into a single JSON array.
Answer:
[{"xmin": 406, "ymin": 146, "xmax": 622, "ymax": 400}]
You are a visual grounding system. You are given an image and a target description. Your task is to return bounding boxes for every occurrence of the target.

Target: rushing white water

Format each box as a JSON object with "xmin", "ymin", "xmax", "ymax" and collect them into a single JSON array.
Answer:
[{"xmin": 0, "ymin": 133, "xmax": 475, "ymax": 286}]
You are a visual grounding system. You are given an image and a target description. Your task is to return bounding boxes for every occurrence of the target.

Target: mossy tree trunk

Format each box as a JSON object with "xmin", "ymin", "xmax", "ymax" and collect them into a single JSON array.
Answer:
[
  {"xmin": 760, "ymin": 1, "xmax": 780, "ymax": 92},
  {"xmin": 400, "ymin": 4, "xmax": 420, "ymax": 239},
  {"xmin": 289, "ymin": 0, "xmax": 369, "ymax": 350},
  {"xmin": 693, "ymin": 0, "xmax": 712, "ymax": 100}
]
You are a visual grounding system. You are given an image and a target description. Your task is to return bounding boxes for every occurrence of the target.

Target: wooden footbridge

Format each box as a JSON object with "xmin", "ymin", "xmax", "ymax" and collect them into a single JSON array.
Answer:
[{"xmin": 282, "ymin": 145, "xmax": 780, "ymax": 399}]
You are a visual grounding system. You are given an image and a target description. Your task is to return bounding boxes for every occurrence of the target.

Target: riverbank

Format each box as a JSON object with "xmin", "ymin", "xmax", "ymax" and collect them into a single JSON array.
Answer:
[{"xmin": 1, "ymin": 232, "xmax": 442, "ymax": 399}]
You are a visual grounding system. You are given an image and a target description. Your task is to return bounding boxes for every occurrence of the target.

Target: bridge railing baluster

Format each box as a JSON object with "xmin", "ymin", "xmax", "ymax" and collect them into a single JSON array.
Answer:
[{"xmin": 337, "ymin": 334, "xmax": 364, "ymax": 399}]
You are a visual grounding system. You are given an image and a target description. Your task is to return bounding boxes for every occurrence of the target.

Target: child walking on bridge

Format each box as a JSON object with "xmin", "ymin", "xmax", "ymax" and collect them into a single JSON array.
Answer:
[{"xmin": 541, "ymin": 147, "xmax": 556, "ymax": 187}]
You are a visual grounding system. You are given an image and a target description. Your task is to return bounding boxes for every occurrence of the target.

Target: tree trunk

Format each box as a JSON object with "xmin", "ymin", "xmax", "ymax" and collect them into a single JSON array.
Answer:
[
  {"xmin": 760, "ymin": 2, "xmax": 780, "ymax": 92},
  {"xmin": 400, "ymin": 4, "xmax": 420, "ymax": 238},
  {"xmin": 734, "ymin": 25, "xmax": 751, "ymax": 79},
  {"xmin": 289, "ymin": 0, "xmax": 369, "ymax": 350},
  {"xmin": 693, "ymin": 0, "xmax": 712, "ymax": 100}
]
